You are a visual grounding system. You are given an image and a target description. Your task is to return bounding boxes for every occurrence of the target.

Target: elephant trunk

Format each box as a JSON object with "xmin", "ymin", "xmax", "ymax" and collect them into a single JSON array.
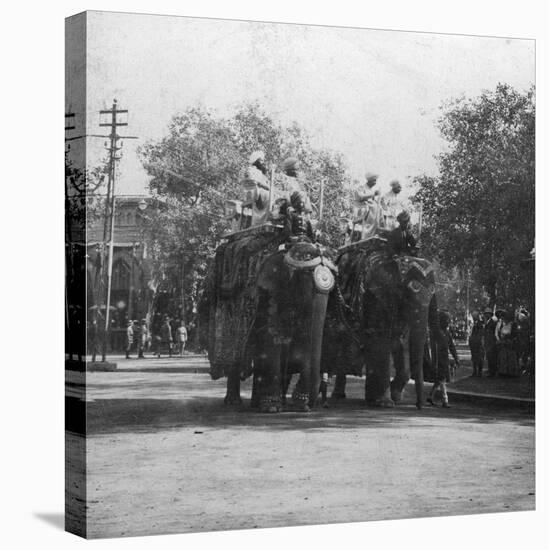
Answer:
[{"xmin": 307, "ymin": 290, "xmax": 329, "ymax": 407}]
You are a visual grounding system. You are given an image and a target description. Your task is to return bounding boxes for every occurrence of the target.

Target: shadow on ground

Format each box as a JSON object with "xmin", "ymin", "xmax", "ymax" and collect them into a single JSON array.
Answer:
[
  {"xmin": 68, "ymin": 391, "xmax": 534, "ymax": 436},
  {"xmin": 34, "ymin": 513, "xmax": 64, "ymax": 531}
]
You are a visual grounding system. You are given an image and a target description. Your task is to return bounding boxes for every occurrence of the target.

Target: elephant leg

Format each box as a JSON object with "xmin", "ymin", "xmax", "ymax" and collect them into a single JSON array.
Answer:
[
  {"xmin": 410, "ymin": 324, "xmax": 430, "ymax": 410},
  {"xmin": 390, "ymin": 336, "xmax": 409, "ymax": 403},
  {"xmin": 364, "ymin": 335, "xmax": 394, "ymax": 407},
  {"xmin": 331, "ymin": 372, "xmax": 347, "ymax": 399},
  {"xmin": 257, "ymin": 340, "xmax": 283, "ymax": 413},
  {"xmin": 307, "ymin": 291, "xmax": 329, "ymax": 408},
  {"xmin": 291, "ymin": 340, "xmax": 312, "ymax": 412},
  {"xmin": 224, "ymin": 370, "xmax": 242, "ymax": 407},
  {"xmin": 280, "ymin": 344, "xmax": 291, "ymax": 405}
]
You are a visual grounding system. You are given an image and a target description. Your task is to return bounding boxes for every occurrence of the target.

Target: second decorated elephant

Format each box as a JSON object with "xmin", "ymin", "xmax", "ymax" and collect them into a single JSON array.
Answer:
[{"xmin": 323, "ymin": 238, "xmax": 438, "ymax": 409}]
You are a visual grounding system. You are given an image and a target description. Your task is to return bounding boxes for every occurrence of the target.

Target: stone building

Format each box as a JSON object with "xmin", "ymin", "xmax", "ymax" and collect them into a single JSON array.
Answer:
[{"xmin": 86, "ymin": 195, "xmax": 153, "ymax": 349}]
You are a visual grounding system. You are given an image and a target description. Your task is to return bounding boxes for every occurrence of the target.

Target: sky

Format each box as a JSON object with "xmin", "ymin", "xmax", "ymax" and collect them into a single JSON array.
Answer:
[{"xmin": 66, "ymin": 11, "xmax": 535, "ymax": 197}]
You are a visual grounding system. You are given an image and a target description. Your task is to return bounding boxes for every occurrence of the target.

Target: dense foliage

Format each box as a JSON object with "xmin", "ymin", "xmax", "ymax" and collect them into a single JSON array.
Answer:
[
  {"xmin": 138, "ymin": 104, "xmax": 352, "ymax": 322},
  {"xmin": 413, "ymin": 84, "xmax": 535, "ymax": 310}
]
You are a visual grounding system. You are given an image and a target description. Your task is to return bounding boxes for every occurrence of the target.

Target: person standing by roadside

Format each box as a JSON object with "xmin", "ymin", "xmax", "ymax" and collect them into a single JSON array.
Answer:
[
  {"xmin": 158, "ymin": 316, "xmax": 173, "ymax": 358},
  {"xmin": 427, "ymin": 310, "xmax": 460, "ymax": 408},
  {"xmin": 496, "ymin": 310, "xmax": 520, "ymax": 376},
  {"xmin": 125, "ymin": 320, "xmax": 134, "ymax": 359},
  {"xmin": 88, "ymin": 318, "xmax": 99, "ymax": 363},
  {"xmin": 132, "ymin": 320, "xmax": 141, "ymax": 359},
  {"xmin": 468, "ymin": 311, "xmax": 485, "ymax": 377},
  {"xmin": 177, "ymin": 322, "xmax": 188, "ymax": 356},
  {"xmin": 484, "ymin": 308, "xmax": 499, "ymax": 377},
  {"xmin": 138, "ymin": 319, "xmax": 148, "ymax": 358},
  {"xmin": 515, "ymin": 308, "xmax": 531, "ymax": 373}
]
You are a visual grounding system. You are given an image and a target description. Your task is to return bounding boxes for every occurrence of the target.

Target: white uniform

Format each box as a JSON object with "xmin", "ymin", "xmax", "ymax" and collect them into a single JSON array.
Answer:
[
  {"xmin": 352, "ymin": 188, "xmax": 383, "ymax": 240},
  {"xmin": 243, "ymin": 165, "xmax": 270, "ymax": 226},
  {"xmin": 381, "ymin": 190, "xmax": 407, "ymax": 230}
]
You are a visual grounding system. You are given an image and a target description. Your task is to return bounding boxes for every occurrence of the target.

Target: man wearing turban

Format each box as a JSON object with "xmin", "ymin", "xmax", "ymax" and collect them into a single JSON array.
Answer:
[
  {"xmin": 381, "ymin": 179, "xmax": 407, "ymax": 230},
  {"xmin": 242, "ymin": 150, "xmax": 270, "ymax": 226},
  {"xmin": 351, "ymin": 172, "xmax": 383, "ymax": 241}
]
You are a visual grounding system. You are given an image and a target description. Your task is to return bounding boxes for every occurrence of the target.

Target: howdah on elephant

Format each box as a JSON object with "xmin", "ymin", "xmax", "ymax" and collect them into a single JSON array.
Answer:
[
  {"xmin": 323, "ymin": 238, "xmax": 437, "ymax": 409},
  {"xmin": 200, "ymin": 232, "xmax": 337, "ymax": 413}
]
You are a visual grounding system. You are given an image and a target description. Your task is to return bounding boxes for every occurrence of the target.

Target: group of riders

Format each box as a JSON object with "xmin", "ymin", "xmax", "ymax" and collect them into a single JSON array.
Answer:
[{"xmin": 227, "ymin": 150, "xmax": 417, "ymax": 253}]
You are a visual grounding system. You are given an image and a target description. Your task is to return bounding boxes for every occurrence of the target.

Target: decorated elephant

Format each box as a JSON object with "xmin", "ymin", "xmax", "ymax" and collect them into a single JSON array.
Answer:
[
  {"xmin": 200, "ymin": 230, "xmax": 337, "ymax": 413},
  {"xmin": 323, "ymin": 237, "xmax": 438, "ymax": 409}
]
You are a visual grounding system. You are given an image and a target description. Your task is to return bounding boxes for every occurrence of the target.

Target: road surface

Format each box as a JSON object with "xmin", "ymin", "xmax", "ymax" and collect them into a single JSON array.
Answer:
[{"xmin": 66, "ymin": 359, "xmax": 535, "ymax": 538}]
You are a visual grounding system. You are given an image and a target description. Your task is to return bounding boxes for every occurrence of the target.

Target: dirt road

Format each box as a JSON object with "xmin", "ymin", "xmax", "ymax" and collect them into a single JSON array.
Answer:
[{"xmin": 66, "ymin": 364, "xmax": 535, "ymax": 538}]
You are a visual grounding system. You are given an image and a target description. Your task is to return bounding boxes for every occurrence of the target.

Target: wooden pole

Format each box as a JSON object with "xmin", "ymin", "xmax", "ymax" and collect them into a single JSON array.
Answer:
[
  {"xmin": 319, "ymin": 179, "xmax": 325, "ymax": 222},
  {"xmin": 418, "ymin": 200, "xmax": 423, "ymax": 239},
  {"xmin": 268, "ymin": 165, "xmax": 274, "ymax": 214}
]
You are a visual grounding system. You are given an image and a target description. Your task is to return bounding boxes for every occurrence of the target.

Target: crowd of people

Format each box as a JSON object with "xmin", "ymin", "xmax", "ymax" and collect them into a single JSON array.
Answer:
[
  {"xmin": 422, "ymin": 305, "xmax": 533, "ymax": 409},
  {"xmin": 467, "ymin": 307, "xmax": 533, "ymax": 379},
  {"xmin": 124, "ymin": 316, "xmax": 188, "ymax": 359}
]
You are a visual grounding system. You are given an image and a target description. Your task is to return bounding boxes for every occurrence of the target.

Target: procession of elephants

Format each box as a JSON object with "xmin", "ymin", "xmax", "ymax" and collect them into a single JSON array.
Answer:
[{"xmin": 199, "ymin": 160, "xmax": 438, "ymax": 414}]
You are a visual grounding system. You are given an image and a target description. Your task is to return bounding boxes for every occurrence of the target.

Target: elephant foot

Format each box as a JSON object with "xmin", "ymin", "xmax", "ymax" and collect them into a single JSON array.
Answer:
[
  {"xmin": 261, "ymin": 404, "xmax": 282, "ymax": 413},
  {"xmin": 292, "ymin": 390, "xmax": 311, "ymax": 412},
  {"xmin": 224, "ymin": 395, "xmax": 243, "ymax": 407},
  {"xmin": 331, "ymin": 391, "xmax": 346, "ymax": 400},
  {"xmin": 378, "ymin": 397, "xmax": 395, "ymax": 408},
  {"xmin": 259, "ymin": 396, "xmax": 282, "ymax": 414},
  {"xmin": 416, "ymin": 401, "xmax": 423, "ymax": 410},
  {"xmin": 391, "ymin": 390, "xmax": 403, "ymax": 404},
  {"xmin": 366, "ymin": 396, "xmax": 395, "ymax": 408}
]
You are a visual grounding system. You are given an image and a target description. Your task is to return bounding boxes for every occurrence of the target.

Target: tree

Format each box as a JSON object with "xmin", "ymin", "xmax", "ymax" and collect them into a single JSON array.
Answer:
[
  {"xmin": 414, "ymin": 84, "xmax": 535, "ymax": 309},
  {"xmin": 138, "ymin": 104, "xmax": 352, "ymax": 325}
]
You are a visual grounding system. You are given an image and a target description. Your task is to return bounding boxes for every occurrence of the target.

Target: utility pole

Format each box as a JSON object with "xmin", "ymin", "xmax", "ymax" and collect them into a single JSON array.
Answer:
[
  {"xmin": 465, "ymin": 268, "xmax": 471, "ymax": 336},
  {"xmin": 64, "ymin": 113, "xmax": 77, "ymax": 341},
  {"xmin": 319, "ymin": 179, "xmax": 325, "ymax": 222},
  {"xmin": 96, "ymin": 99, "xmax": 138, "ymax": 361}
]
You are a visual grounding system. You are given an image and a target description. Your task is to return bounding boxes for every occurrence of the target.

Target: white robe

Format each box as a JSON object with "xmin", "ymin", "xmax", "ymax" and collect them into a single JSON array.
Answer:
[
  {"xmin": 381, "ymin": 191, "xmax": 407, "ymax": 230},
  {"xmin": 243, "ymin": 166, "xmax": 270, "ymax": 226},
  {"xmin": 352, "ymin": 188, "xmax": 383, "ymax": 240}
]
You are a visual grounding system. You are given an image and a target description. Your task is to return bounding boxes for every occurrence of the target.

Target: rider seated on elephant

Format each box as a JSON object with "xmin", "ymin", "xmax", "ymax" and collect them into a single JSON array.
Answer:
[
  {"xmin": 387, "ymin": 210, "xmax": 417, "ymax": 255},
  {"xmin": 283, "ymin": 190, "xmax": 315, "ymax": 243}
]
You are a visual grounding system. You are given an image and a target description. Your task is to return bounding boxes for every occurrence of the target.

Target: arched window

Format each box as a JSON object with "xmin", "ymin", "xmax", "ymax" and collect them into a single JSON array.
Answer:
[{"xmin": 112, "ymin": 260, "xmax": 130, "ymax": 291}]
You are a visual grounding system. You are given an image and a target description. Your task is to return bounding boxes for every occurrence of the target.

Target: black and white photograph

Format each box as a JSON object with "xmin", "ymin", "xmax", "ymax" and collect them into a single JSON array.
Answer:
[
  {"xmin": 62, "ymin": 8, "xmax": 537, "ymax": 540},
  {"xmin": 4, "ymin": 2, "xmax": 544, "ymax": 547}
]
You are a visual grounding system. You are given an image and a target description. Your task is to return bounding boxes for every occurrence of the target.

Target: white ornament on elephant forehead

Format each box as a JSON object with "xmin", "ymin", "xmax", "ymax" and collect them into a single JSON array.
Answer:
[{"xmin": 313, "ymin": 264, "xmax": 335, "ymax": 293}]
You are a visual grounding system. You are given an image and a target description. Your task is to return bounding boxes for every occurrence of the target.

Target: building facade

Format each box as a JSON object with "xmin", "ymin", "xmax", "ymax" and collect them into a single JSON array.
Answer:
[{"xmin": 86, "ymin": 195, "xmax": 153, "ymax": 350}]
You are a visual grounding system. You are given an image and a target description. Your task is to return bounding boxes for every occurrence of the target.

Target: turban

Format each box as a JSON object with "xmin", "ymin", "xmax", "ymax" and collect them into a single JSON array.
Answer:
[
  {"xmin": 249, "ymin": 150, "xmax": 265, "ymax": 165},
  {"xmin": 396, "ymin": 210, "xmax": 410, "ymax": 223},
  {"xmin": 282, "ymin": 157, "xmax": 299, "ymax": 174}
]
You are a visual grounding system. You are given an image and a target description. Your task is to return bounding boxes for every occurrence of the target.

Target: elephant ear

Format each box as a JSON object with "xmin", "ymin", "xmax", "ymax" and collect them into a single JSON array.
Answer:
[{"xmin": 257, "ymin": 251, "xmax": 288, "ymax": 294}]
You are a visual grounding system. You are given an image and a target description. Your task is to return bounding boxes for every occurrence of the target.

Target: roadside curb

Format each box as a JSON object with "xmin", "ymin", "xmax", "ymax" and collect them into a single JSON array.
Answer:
[{"xmin": 446, "ymin": 388, "xmax": 534, "ymax": 413}]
